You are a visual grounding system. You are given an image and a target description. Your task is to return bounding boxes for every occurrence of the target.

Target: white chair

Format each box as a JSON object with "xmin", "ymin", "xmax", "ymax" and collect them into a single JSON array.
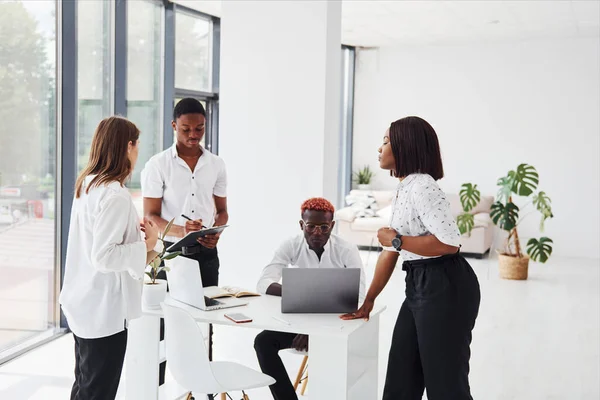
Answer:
[
  {"xmin": 161, "ymin": 303, "xmax": 276, "ymax": 400},
  {"xmin": 287, "ymin": 349, "xmax": 309, "ymax": 396}
]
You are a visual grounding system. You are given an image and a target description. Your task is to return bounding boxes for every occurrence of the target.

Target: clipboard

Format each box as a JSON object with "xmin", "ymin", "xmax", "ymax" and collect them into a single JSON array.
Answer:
[{"xmin": 166, "ymin": 225, "xmax": 229, "ymax": 253}]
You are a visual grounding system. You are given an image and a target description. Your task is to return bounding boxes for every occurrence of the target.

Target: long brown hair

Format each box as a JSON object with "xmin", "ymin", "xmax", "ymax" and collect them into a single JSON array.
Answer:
[{"xmin": 75, "ymin": 116, "xmax": 140, "ymax": 198}]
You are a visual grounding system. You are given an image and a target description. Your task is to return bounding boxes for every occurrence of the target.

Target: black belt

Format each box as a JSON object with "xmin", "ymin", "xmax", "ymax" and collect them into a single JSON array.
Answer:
[{"xmin": 402, "ymin": 252, "xmax": 460, "ymax": 271}]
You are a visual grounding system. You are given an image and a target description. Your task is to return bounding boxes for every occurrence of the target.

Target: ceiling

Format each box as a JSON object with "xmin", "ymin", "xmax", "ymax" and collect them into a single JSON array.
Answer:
[{"xmin": 173, "ymin": 0, "xmax": 600, "ymax": 47}]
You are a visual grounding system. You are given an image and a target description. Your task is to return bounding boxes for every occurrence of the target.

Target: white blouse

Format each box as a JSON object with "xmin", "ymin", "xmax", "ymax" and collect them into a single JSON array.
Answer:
[
  {"xmin": 59, "ymin": 177, "xmax": 147, "ymax": 339},
  {"xmin": 385, "ymin": 173, "xmax": 461, "ymax": 261}
]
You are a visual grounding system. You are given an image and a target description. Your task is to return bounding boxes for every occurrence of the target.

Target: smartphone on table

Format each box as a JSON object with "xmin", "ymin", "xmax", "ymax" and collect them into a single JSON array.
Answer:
[{"xmin": 224, "ymin": 313, "xmax": 252, "ymax": 323}]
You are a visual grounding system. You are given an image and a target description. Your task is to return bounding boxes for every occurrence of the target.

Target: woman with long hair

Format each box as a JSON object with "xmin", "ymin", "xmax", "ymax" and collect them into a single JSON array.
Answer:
[
  {"xmin": 342, "ymin": 117, "xmax": 480, "ymax": 400},
  {"xmin": 60, "ymin": 116, "xmax": 159, "ymax": 400}
]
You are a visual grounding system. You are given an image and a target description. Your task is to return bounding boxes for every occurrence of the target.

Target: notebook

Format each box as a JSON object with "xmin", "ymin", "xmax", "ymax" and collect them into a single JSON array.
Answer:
[{"xmin": 203, "ymin": 286, "xmax": 261, "ymax": 300}]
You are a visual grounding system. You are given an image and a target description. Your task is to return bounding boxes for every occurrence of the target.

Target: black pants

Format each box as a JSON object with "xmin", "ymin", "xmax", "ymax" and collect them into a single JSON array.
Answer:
[
  {"xmin": 158, "ymin": 244, "xmax": 219, "ymax": 385},
  {"xmin": 383, "ymin": 253, "xmax": 480, "ymax": 400},
  {"xmin": 254, "ymin": 330, "xmax": 299, "ymax": 400},
  {"xmin": 70, "ymin": 330, "xmax": 128, "ymax": 400}
]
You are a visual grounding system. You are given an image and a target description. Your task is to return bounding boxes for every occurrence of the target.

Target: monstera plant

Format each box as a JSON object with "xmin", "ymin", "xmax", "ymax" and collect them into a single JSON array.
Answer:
[
  {"xmin": 490, "ymin": 163, "xmax": 554, "ymax": 279},
  {"xmin": 457, "ymin": 183, "xmax": 481, "ymax": 236}
]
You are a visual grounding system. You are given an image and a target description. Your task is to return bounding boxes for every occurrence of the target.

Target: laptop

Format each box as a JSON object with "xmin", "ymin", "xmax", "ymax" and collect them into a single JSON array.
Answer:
[
  {"xmin": 166, "ymin": 256, "xmax": 248, "ymax": 311},
  {"xmin": 281, "ymin": 268, "xmax": 360, "ymax": 313}
]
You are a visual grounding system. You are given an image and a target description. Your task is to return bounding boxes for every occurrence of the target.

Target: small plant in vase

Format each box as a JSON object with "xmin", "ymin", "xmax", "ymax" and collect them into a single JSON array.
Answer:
[
  {"xmin": 354, "ymin": 165, "xmax": 374, "ymax": 190},
  {"xmin": 143, "ymin": 218, "xmax": 181, "ymax": 309},
  {"xmin": 490, "ymin": 163, "xmax": 554, "ymax": 280}
]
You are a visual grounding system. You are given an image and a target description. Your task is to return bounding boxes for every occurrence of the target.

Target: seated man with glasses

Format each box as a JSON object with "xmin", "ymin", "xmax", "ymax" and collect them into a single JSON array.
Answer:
[{"xmin": 254, "ymin": 197, "xmax": 366, "ymax": 400}]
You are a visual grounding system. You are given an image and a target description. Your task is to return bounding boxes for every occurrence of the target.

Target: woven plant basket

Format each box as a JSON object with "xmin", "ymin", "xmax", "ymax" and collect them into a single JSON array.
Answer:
[{"xmin": 498, "ymin": 252, "xmax": 530, "ymax": 280}]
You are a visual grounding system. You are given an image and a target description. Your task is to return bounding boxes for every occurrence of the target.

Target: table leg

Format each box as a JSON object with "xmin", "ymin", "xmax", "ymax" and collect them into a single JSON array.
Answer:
[
  {"xmin": 126, "ymin": 315, "xmax": 161, "ymax": 400},
  {"xmin": 308, "ymin": 314, "xmax": 380, "ymax": 400}
]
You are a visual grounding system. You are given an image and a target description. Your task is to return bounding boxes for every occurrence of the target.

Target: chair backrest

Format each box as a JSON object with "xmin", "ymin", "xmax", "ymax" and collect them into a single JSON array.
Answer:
[
  {"xmin": 161, "ymin": 303, "xmax": 224, "ymax": 394},
  {"xmin": 349, "ymin": 189, "xmax": 395, "ymax": 208}
]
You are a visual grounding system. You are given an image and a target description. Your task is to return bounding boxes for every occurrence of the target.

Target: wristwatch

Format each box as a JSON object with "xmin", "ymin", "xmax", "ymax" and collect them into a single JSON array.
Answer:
[{"xmin": 391, "ymin": 234, "xmax": 403, "ymax": 251}]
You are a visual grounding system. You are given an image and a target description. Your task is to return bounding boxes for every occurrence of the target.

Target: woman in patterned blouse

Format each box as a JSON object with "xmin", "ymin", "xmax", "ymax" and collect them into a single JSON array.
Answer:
[{"xmin": 341, "ymin": 116, "xmax": 481, "ymax": 400}]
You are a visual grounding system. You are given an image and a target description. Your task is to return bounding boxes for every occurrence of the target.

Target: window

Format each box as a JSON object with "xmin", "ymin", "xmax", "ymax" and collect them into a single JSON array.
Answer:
[
  {"xmin": 126, "ymin": 0, "xmax": 164, "ymax": 216},
  {"xmin": 338, "ymin": 46, "xmax": 356, "ymax": 207},
  {"xmin": 0, "ymin": 0, "xmax": 57, "ymax": 356},
  {"xmin": 173, "ymin": 8, "xmax": 219, "ymax": 154},
  {"xmin": 0, "ymin": 0, "xmax": 223, "ymax": 362},
  {"xmin": 175, "ymin": 10, "xmax": 212, "ymax": 92},
  {"xmin": 77, "ymin": 0, "xmax": 113, "ymax": 173}
]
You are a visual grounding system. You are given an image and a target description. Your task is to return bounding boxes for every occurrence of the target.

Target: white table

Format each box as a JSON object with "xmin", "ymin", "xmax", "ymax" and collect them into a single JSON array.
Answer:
[{"xmin": 126, "ymin": 294, "xmax": 385, "ymax": 400}]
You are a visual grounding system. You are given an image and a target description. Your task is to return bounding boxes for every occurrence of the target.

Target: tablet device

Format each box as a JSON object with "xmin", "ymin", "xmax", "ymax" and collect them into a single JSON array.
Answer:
[{"xmin": 166, "ymin": 225, "xmax": 229, "ymax": 253}]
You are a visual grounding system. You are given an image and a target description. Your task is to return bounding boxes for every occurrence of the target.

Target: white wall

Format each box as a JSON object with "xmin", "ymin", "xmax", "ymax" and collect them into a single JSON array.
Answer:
[
  {"xmin": 352, "ymin": 37, "xmax": 600, "ymax": 259},
  {"xmin": 218, "ymin": 1, "xmax": 341, "ymax": 287}
]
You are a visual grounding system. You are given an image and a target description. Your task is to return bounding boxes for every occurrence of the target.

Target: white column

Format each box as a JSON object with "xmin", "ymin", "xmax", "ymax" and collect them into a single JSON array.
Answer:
[{"xmin": 218, "ymin": 1, "xmax": 342, "ymax": 286}]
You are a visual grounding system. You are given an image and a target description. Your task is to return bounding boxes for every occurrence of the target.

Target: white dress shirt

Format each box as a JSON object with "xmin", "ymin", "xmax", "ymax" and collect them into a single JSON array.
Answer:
[
  {"xmin": 257, "ymin": 234, "xmax": 366, "ymax": 301},
  {"xmin": 385, "ymin": 173, "xmax": 462, "ymax": 261},
  {"xmin": 141, "ymin": 144, "xmax": 227, "ymax": 241},
  {"xmin": 59, "ymin": 177, "xmax": 146, "ymax": 339}
]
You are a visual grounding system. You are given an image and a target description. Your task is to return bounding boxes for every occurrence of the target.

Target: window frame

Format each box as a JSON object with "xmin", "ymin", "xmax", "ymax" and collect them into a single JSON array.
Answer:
[
  {"xmin": 339, "ymin": 45, "xmax": 356, "ymax": 208},
  {"xmin": 60, "ymin": 0, "xmax": 221, "ymax": 327},
  {"xmin": 170, "ymin": 3, "xmax": 220, "ymax": 154},
  {"xmin": 0, "ymin": 0, "xmax": 223, "ymax": 365}
]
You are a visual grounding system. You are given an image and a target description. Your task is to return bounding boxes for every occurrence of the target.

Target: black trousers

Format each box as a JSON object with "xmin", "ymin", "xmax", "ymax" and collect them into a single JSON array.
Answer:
[
  {"xmin": 254, "ymin": 330, "xmax": 299, "ymax": 400},
  {"xmin": 158, "ymin": 244, "xmax": 219, "ymax": 385},
  {"xmin": 70, "ymin": 329, "xmax": 128, "ymax": 400},
  {"xmin": 382, "ymin": 253, "xmax": 480, "ymax": 400}
]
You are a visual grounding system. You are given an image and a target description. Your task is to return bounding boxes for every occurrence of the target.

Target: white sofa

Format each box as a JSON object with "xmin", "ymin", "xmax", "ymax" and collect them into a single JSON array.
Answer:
[{"xmin": 336, "ymin": 190, "xmax": 495, "ymax": 258}]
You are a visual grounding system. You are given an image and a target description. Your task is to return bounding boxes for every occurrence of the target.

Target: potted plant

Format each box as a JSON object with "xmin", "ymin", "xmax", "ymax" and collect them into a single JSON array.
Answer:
[
  {"xmin": 354, "ymin": 165, "xmax": 374, "ymax": 190},
  {"xmin": 490, "ymin": 163, "xmax": 554, "ymax": 280},
  {"xmin": 143, "ymin": 218, "xmax": 181, "ymax": 309},
  {"xmin": 456, "ymin": 183, "xmax": 481, "ymax": 236}
]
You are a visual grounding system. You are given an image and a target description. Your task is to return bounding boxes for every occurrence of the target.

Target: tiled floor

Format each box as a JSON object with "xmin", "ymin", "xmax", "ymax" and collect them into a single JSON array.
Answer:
[{"xmin": 0, "ymin": 252, "xmax": 598, "ymax": 400}]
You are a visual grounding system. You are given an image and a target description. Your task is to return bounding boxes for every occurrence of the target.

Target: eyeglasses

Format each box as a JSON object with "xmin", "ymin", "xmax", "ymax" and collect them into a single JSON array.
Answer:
[{"xmin": 302, "ymin": 221, "xmax": 332, "ymax": 234}]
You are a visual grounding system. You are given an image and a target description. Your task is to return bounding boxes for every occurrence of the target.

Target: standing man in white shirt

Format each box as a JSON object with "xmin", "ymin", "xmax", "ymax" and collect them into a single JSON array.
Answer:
[
  {"xmin": 254, "ymin": 197, "xmax": 366, "ymax": 400},
  {"xmin": 141, "ymin": 97, "xmax": 228, "ymax": 384}
]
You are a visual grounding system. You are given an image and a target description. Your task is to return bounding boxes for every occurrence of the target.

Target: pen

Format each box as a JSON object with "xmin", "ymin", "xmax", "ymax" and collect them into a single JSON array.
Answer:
[
  {"xmin": 181, "ymin": 214, "xmax": 206, "ymax": 229},
  {"xmin": 272, "ymin": 316, "xmax": 291, "ymax": 326}
]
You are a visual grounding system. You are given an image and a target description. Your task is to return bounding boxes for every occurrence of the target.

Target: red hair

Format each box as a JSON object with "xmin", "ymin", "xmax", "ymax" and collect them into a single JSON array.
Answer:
[{"xmin": 301, "ymin": 197, "xmax": 335, "ymax": 215}]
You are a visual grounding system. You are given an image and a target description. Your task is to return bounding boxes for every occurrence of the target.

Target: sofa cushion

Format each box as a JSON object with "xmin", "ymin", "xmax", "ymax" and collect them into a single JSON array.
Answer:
[
  {"xmin": 352, "ymin": 216, "xmax": 387, "ymax": 232},
  {"xmin": 349, "ymin": 190, "xmax": 394, "ymax": 209},
  {"xmin": 473, "ymin": 212, "xmax": 492, "ymax": 228},
  {"xmin": 471, "ymin": 196, "xmax": 494, "ymax": 214},
  {"xmin": 447, "ymin": 193, "xmax": 494, "ymax": 217},
  {"xmin": 376, "ymin": 205, "xmax": 392, "ymax": 221},
  {"xmin": 335, "ymin": 207, "xmax": 356, "ymax": 223}
]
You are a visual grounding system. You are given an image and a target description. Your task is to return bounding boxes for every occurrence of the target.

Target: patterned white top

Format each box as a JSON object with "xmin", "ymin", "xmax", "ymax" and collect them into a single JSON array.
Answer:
[{"xmin": 385, "ymin": 173, "xmax": 461, "ymax": 261}]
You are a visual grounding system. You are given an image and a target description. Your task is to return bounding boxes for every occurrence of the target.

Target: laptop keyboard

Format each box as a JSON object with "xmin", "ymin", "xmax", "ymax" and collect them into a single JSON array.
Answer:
[{"xmin": 204, "ymin": 296, "xmax": 223, "ymax": 307}]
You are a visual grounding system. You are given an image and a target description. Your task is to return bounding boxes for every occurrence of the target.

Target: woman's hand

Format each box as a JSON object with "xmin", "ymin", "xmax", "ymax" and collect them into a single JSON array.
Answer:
[
  {"xmin": 142, "ymin": 218, "xmax": 159, "ymax": 252},
  {"xmin": 340, "ymin": 298, "xmax": 375, "ymax": 321},
  {"xmin": 377, "ymin": 227, "xmax": 397, "ymax": 247}
]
